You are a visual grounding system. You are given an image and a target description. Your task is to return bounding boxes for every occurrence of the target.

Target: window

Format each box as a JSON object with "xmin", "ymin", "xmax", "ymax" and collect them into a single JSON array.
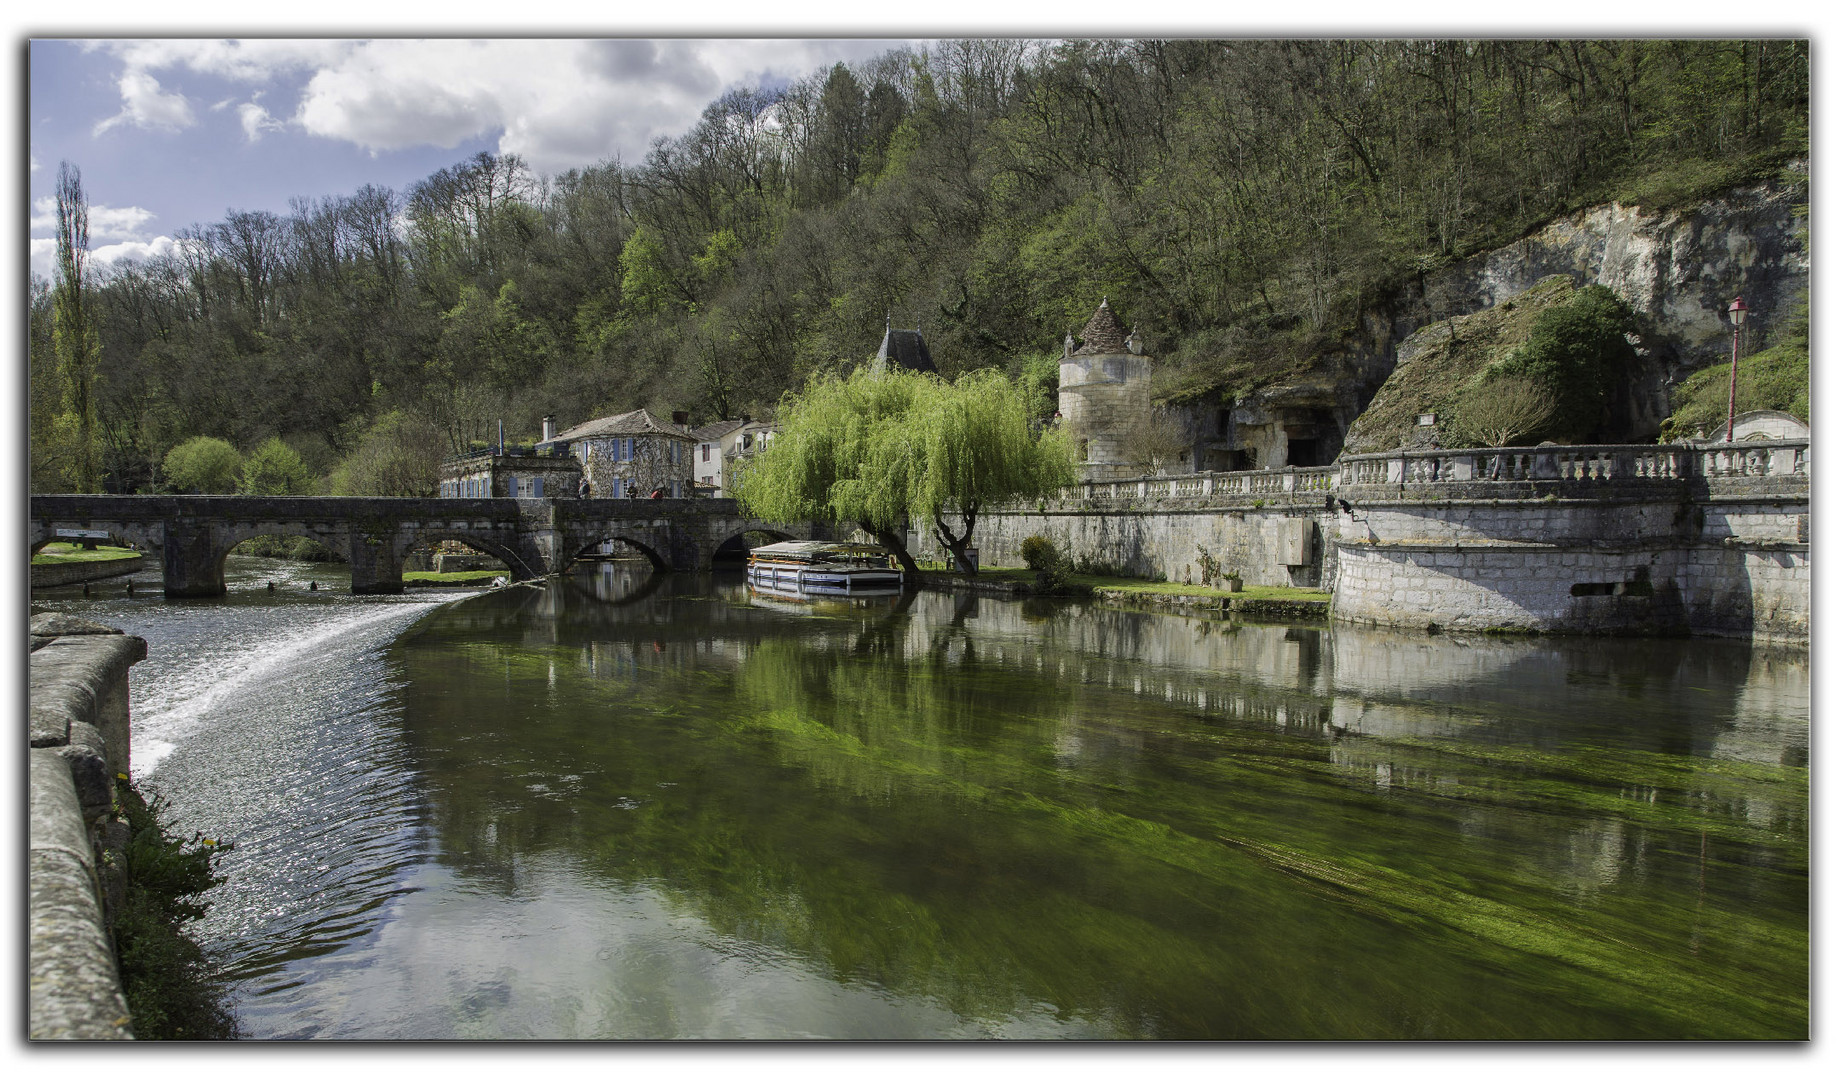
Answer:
[{"xmin": 702, "ymin": 443, "xmax": 710, "ymax": 462}]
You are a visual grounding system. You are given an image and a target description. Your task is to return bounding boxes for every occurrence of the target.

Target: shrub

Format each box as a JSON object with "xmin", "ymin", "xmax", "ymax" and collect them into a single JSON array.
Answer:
[
  {"xmin": 1020, "ymin": 534, "xmax": 1060, "ymax": 571},
  {"xmin": 162, "ymin": 436, "xmax": 242, "ymax": 494},
  {"xmin": 111, "ymin": 780, "xmax": 238, "ymax": 1039},
  {"xmin": 239, "ymin": 436, "xmax": 314, "ymax": 496},
  {"xmin": 1490, "ymin": 284, "xmax": 1638, "ymax": 442}
]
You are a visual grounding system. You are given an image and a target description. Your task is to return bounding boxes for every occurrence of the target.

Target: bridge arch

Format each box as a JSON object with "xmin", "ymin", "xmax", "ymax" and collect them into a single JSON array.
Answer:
[
  {"xmin": 30, "ymin": 522, "xmax": 163, "ymax": 561},
  {"xmin": 391, "ymin": 530, "xmax": 543, "ymax": 581},
  {"xmin": 710, "ymin": 527, "xmax": 797, "ymax": 565},
  {"xmin": 558, "ymin": 533, "xmax": 672, "ymax": 572}
]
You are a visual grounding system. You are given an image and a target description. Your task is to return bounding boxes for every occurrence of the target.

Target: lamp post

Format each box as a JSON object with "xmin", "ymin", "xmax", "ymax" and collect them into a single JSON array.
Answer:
[{"xmin": 1725, "ymin": 296, "xmax": 1748, "ymax": 441}]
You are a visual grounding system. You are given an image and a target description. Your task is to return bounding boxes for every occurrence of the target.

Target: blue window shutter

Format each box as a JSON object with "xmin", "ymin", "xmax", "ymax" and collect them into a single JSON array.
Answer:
[{"xmin": 534, "ymin": 477, "xmax": 543, "ymax": 498}]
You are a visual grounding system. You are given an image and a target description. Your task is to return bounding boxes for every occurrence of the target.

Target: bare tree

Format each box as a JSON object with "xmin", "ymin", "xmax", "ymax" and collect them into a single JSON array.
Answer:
[
  {"xmin": 1120, "ymin": 406, "xmax": 1191, "ymax": 474},
  {"xmin": 1450, "ymin": 375, "xmax": 1558, "ymax": 447}
]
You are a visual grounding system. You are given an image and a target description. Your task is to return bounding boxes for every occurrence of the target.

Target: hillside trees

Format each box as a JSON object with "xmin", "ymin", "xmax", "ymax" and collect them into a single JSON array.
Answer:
[{"xmin": 37, "ymin": 39, "xmax": 1806, "ymax": 496}]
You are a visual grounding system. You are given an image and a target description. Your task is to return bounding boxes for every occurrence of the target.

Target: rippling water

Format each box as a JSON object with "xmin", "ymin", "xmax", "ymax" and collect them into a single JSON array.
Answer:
[{"xmin": 34, "ymin": 560, "xmax": 1810, "ymax": 1039}]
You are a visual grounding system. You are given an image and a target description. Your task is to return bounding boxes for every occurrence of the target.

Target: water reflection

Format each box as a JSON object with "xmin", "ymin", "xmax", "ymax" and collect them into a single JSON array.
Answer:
[
  {"xmin": 365, "ymin": 567, "xmax": 1806, "ymax": 1039},
  {"xmin": 44, "ymin": 562, "xmax": 1807, "ymax": 1039}
]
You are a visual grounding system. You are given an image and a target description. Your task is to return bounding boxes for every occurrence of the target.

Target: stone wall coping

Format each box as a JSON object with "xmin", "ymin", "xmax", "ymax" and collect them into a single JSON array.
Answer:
[
  {"xmin": 28, "ymin": 634, "xmax": 147, "ymax": 749},
  {"xmin": 29, "ymin": 751, "xmax": 134, "ymax": 1040}
]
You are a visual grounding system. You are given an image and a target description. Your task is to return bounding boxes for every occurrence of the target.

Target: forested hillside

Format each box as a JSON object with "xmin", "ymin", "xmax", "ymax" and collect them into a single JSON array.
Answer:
[{"xmin": 29, "ymin": 39, "xmax": 1808, "ymax": 494}]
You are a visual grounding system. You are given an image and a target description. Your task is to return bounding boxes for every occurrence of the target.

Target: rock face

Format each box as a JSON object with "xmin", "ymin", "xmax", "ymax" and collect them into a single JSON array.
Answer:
[
  {"xmin": 1418, "ymin": 173, "xmax": 1807, "ymax": 375},
  {"xmin": 1142, "ymin": 173, "xmax": 1806, "ymax": 471},
  {"xmin": 1305, "ymin": 172, "xmax": 1808, "ymax": 455}
]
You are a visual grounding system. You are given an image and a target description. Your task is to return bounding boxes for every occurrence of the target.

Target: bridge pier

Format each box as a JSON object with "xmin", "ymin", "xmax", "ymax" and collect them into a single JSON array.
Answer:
[
  {"xmin": 348, "ymin": 526, "xmax": 405, "ymax": 595},
  {"xmin": 161, "ymin": 519, "xmax": 229, "ymax": 597}
]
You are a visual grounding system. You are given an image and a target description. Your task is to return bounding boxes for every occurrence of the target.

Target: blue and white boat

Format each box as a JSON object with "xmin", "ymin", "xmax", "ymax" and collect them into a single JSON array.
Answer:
[{"xmin": 745, "ymin": 541, "xmax": 905, "ymax": 591}]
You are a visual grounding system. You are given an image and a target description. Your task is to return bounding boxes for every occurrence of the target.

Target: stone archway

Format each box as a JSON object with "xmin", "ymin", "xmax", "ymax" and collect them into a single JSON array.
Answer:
[{"xmin": 560, "ymin": 533, "xmax": 672, "ymax": 572}]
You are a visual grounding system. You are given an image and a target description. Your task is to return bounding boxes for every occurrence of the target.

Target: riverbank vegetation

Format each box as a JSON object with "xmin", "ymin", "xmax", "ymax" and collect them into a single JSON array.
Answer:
[
  {"xmin": 111, "ymin": 779, "xmax": 239, "ymax": 1039},
  {"xmin": 31, "ymin": 40, "xmax": 1806, "ymax": 496},
  {"xmin": 31, "ymin": 542, "xmax": 141, "ymax": 565}
]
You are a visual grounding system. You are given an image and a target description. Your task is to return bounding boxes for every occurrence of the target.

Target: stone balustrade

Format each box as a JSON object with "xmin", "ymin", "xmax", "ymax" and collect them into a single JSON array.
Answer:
[
  {"xmin": 1337, "ymin": 439, "xmax": 1808, "ymax": 487},
  {"xmin": 1046, "ymin": 440, "xmax": 1808, "ymax": 509}
]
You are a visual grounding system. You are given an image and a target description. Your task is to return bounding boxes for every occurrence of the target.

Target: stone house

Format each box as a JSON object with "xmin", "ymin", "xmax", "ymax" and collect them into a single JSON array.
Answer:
[
  {"xmin": 690, "ymin": 418, "xmax": 778, "ymax": 497},
  {"xmin": 439, "ymin": 442, "xmax": 583, "ymax": 499},
  {"xmin": 542, "ymin": 408, "xmax": 696, "ymax": 498}
]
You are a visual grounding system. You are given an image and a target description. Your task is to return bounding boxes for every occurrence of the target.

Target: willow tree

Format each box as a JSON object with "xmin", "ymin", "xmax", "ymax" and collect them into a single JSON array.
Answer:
[{"xmin": 740, "ymin": 366, "xmax": 1075, "ymax": 575}]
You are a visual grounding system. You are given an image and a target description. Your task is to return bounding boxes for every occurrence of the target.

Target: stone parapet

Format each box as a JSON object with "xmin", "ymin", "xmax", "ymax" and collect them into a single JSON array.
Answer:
[{"xmin": 28, "ymin": 615, "xmax": 146, "ymax": 1040}]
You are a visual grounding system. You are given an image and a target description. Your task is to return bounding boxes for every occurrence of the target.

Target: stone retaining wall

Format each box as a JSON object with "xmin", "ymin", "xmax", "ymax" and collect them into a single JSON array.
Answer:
[
  {"xmin": 31, "ymin": 554, "xmax": 148, "ymax": 590},
  {"xmin": 28, "ymin": 614, "xmax": 146, "ymax": 1040},
  {"xmin": 978, "ymin": 471, "xmax": 1808, "ymax": 640}
]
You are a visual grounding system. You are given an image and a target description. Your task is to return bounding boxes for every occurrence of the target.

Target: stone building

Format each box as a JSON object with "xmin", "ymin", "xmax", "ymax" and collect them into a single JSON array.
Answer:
[
  {"xmin": 1057, "ymin": 298, "xmax": 1155, "ymax": 481},
  {"xmin": 691, "ymin": 417, "xmax": 778, "ymax": 497},
  {"xmin": 439, "ymin": 434, "xmax": 583, "ymax": 499},
  {"xmin": 543, "ymin": 408, "xmax": 696, "ymax": 498}
]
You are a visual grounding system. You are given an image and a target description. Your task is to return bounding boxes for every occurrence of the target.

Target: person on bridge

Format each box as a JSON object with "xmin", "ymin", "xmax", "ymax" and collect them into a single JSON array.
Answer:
[
  {"xmin": 650, "ymin": 486, "xmax": 665, "ymax": 499},
  {"xmin": 578, "ymin": 476, "xmax": 591, "ymax": 499}
]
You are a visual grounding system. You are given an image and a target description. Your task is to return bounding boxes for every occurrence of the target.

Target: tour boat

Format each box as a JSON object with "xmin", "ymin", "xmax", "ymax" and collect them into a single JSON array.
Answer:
[{"xmin": 745, "ymin": 541, "xmax": 905, "ymax": 591}]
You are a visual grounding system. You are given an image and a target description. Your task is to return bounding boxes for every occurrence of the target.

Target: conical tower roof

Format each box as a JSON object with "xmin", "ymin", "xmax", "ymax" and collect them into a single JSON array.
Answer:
[{"xmin": 1072, "ymin": 298, "xmax": 1129, "ymax": 356}]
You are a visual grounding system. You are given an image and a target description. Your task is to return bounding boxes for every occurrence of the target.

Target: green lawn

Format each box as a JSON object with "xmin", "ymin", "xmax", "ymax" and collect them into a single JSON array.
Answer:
[
  {"xmin": 941, "ymin": 565, "xmax": 1326, "ymax": 603},
  {"xmin": 403, "ymin": 569, "xmax": 509, "ymax": 585},
  {"xmin": 32, "ymin": 542, "xmax": 142, "ymax": 566}
]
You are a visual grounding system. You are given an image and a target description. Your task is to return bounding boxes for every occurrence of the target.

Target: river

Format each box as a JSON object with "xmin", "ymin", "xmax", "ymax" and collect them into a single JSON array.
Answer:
[{"xmin": 33, "ymin": 556, "xmax": 1809, "ymax": 1039}]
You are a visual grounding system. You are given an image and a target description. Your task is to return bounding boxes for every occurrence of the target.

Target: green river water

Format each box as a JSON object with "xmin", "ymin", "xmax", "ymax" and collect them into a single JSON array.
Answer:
[{"xmin": 46, "ymin": 559, "xmax": 1808, "ymax": 1039}]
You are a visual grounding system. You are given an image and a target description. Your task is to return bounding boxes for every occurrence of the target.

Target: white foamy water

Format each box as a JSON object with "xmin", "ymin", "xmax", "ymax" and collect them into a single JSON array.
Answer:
[{"xmin": 129, "ymin": 601, "xmax": 454, "ymax": 775}]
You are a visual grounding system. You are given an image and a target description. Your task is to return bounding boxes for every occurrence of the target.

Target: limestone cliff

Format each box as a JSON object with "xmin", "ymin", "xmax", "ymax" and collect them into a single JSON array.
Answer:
[{"xmin": 1216, "ymin": 169, "xmax": 1809, "ymax": 458}]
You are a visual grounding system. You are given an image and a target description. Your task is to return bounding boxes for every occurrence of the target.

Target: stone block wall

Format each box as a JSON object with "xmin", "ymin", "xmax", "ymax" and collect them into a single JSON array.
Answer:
[
  {"xmin": 28, "ymin": 614, "xmax": 146, "ymax": 1040},
  {"xmin": 977, "ymin": 478, "xmax": 1808, "ymax": 641}
]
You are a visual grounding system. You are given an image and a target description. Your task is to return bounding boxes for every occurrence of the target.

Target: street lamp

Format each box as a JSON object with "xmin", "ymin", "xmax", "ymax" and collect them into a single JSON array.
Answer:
[{"xmin": 1725, "ymin": 296, "xmax": 1748, "ymax": 442}]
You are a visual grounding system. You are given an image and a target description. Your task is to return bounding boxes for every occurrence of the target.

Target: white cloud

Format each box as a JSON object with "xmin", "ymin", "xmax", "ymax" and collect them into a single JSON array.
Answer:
[
  {"xmin": 28, "ymin": 234, "xmax": 181, "ymax": 283},
  {"xmin": 290, "ymin": 38, "xmax": 918, "ymax": 173},
  {"xmin": 30, "ymin": 197, "xmax": 158, "ymax": 241},
  {"xmin": 79, "ymin": 37, "xmax": 924, "ymax": 172},
  {"xmin": 236, "ymin": 102, "xmax": 285, "ymax": 142},
  {"xmin": 94, "ymin": 69, "xmax": 196, "ymax": 135}
]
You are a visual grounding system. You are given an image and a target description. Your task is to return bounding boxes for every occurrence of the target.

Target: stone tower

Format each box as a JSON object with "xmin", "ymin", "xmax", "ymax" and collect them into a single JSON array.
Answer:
[{"xmin": 1057, "ymin": 298, "xmax": 1153, "ymax": 480}]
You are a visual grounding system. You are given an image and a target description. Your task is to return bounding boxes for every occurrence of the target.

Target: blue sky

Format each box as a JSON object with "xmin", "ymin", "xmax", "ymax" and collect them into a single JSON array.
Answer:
[{"xmin": 25, "ymin": 36, "xmax": 922, "ymax": 281}]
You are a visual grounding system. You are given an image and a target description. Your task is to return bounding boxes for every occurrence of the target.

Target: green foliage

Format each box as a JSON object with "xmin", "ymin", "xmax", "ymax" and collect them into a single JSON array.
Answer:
[
  {"xmin": 1490, "ymin": 285, "xmax": 1638, "ymax": 442},
  {"xmin": 39, "ymin": 41, "xmax": 1807, "ymax": 492},
  {"xmin": 111, "ymin": 780, "xmax": 238, "ymax": 1039},
  {"xmin": 741, "ymin": 367, "xmax": 1076, "ymax": 572},
  {"xmin": 1020, "ymin": 534, "xmax": 1060, "ymax": 571},
  {"xmin": 163, "ymin": 435, "xmax": 243, "ymax": 494},
  {"xmin": 1660, "ymin": 344, "xmax": 1809, "ymax": 441},
  {"xmin": 328, "ymin": 410, "xmax": 447, "ymax": 497},
  {"xmin": 1021, "ymin": 534, "xmax": 1073, "ymax": 591},
  {"xmin": 239, "ymin": 436, "xmax": 314, "ymax": 495}
]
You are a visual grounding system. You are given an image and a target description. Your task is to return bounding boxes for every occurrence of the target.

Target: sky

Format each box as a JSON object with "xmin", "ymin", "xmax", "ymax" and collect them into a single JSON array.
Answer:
[{"xmin": 24, "ymin": 36, "xmax": 921, "ymax": 282}]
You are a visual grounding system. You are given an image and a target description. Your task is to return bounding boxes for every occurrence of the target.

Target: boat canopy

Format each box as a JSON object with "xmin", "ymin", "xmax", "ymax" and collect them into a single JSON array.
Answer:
[{"xmin": 748, "ymin": 541, "xmax": 895, "ymax": 565}]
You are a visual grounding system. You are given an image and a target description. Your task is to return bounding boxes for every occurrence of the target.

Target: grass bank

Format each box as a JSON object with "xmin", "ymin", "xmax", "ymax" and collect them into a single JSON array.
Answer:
[
  {"xmin": 32, "ymin": 542, "xmax": 142, "ymax": 565},
  {"xmin": 916, "ymin": 565, "xmax": 1329, "ymax": 619},
  {"xmin": 403, "ymin": 569, "xmax": 509, "ymax": 586}
]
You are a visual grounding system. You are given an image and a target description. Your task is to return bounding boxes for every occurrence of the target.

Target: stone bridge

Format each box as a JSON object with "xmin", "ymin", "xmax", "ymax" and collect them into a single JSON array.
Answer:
[{"xmin": 27, "ymin": 495, "xmax": 826, "ymax": 597}]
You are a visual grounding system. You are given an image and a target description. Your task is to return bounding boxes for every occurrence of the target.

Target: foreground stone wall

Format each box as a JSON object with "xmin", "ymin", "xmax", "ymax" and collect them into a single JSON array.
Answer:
[{"xmin": 28, "ymin": 614, "xmax": 146, "ymax": 1040}]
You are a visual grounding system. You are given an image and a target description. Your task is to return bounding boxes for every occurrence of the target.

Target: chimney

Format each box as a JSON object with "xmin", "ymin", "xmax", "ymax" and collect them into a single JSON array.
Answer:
[
  {"xmin": 672, "ymin": 410, "xmax": 689, "ymax": 431},
  {"xmin": 542, "ymin": 415, "xmax": 556, "ymax": 442}
]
